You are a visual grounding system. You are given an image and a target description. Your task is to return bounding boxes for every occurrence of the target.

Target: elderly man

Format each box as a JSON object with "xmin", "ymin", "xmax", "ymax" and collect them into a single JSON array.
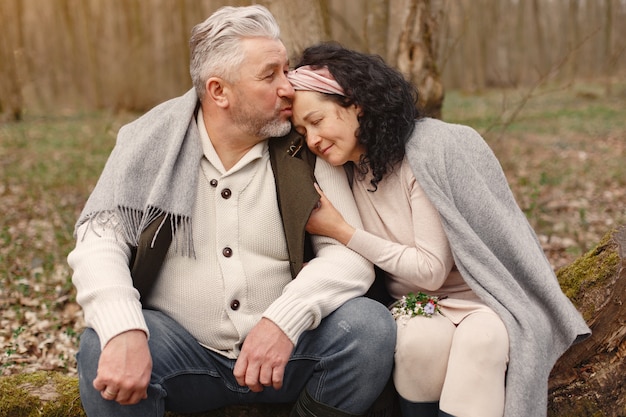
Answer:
[{"xmin": 68, "ymin": 5, "xmax": 396, "ymax": 417}]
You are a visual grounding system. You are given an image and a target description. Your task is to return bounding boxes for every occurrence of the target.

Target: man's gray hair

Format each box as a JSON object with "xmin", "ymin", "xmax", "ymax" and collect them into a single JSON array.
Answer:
[{"xmin": 189, "ymin": 5, "xmax": 281, "ymax": 101}]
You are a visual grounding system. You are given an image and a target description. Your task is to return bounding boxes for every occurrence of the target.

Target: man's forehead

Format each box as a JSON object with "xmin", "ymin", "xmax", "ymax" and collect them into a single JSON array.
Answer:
[{"xmin": 240, "ymin": 37, "xmax": 288, "ymax": 67}]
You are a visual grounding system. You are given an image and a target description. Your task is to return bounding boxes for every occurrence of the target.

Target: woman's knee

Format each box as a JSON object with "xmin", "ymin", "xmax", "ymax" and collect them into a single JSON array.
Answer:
[
  {"xmin": 454, "ymin": 313, "xmax": 509, "ymax": 366},
  {"xmin": 395, "ymin": 315, "xmax": 455, "ymax": 364}
]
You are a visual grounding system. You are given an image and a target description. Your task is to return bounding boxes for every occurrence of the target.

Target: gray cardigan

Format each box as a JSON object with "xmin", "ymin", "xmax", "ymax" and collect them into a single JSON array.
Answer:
[{"xmin": 405, "ymin": 118, "xmax": 590, "ymax": 417}]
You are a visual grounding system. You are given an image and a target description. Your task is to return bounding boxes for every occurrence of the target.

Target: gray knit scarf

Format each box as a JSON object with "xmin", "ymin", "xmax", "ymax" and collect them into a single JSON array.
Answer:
[
  {"xmin": 75, "ymin": 88, "xmax": 202, "ymax": 255},
  {"xmin": 406, "ymin": 118, "xmax": 590, "ymax": 417}
]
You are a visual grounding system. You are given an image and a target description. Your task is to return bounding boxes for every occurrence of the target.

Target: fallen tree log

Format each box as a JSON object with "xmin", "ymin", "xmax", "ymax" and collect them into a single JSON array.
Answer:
[
  {"xmin": 1, "ymin": 227, "xmax": 625, "ymax": 417},
  {"xmin": 548, "ymin": 226, "xmax": 626, "ymax": 417}
]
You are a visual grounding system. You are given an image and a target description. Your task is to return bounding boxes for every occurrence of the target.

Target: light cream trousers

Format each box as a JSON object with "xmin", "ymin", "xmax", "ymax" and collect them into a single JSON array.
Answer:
[{"xmin": 393, "ymin": 299, "xmax": 509, "ymax": 417}]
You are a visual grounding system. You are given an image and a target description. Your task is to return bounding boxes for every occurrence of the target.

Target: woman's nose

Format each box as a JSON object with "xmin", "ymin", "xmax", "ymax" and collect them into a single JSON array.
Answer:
[{"xmin": 306, "ymin": 132, "xmax": 321, "ymax": 148}]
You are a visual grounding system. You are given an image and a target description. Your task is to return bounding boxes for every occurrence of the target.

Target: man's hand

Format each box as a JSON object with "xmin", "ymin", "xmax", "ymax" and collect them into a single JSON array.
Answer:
[
  {"xmin": 93, "ymin": 330, "xmax": 152, "ymax": 405},
  {"xmin": 233, "ymin": 318, "xmax": 294, "ymax": 392}
]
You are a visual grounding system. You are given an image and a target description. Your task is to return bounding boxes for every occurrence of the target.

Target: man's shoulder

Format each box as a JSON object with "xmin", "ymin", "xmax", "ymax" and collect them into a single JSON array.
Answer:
[{"xmin": 120, "ymin": 89, "xmax": 199, "ymax": 134}]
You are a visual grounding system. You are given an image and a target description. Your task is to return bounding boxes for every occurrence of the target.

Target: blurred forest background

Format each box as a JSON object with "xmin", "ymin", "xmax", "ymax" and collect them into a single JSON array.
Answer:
[
  {"xmin": 1, "ymin": 0, "xmax": 625, "ymax": 117},
  {"xmin": 1, "ymin": 0, "xmax": 626, "ymax": 396}
]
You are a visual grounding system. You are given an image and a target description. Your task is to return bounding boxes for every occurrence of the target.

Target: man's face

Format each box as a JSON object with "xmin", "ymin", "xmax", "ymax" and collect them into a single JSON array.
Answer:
[{"xmin": 229, "ymin": 37, "xmax": 294, "ymax": 139}]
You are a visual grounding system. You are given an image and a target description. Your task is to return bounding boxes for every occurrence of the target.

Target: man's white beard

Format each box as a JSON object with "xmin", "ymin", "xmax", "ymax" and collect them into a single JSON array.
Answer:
[
  {"xmin": 258, "ymin": 118, "xmax": 291, "ymax": 138},
  {"xmin": 232, "ymin": 101, "xmax": 291, "ymax": 139}
]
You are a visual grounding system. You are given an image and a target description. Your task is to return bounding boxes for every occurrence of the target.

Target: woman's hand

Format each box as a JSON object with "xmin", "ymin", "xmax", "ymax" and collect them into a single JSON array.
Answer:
[{"xmin": 306, "ymin": 183, "xmax": 356, "ymax": 245}]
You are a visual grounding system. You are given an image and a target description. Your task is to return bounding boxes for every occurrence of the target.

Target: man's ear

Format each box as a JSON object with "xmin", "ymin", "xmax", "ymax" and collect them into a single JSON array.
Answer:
[{"xmin": 206, "ymin": 77, "xmax": 229, "ymax": 108}]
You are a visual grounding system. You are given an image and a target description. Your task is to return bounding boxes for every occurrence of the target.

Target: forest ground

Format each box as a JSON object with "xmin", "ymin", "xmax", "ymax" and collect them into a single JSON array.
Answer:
[{"xmin": 1, "ymin": 77, "xmax": 625, "ymax": 376}]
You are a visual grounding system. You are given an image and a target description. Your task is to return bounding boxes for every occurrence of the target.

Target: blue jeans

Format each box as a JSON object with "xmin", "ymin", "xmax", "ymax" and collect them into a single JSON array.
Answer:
[{"xmin": 77, "ymin": 297, "xmax": 396, "ymax": 416}]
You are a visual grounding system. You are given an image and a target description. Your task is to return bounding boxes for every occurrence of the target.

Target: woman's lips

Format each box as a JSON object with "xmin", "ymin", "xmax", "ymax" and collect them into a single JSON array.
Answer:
[{"xmin": 320, "ymin": 144, "xmax": 333, "ymax": 155}]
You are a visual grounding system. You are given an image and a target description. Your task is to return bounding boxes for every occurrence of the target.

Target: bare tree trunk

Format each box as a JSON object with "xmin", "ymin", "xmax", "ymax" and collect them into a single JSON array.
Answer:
[
  {"xmin": 478, "ymin": 0, "xmax": 503, "ymax": 87},
  {"xmin": 318, "ymin": 0, "xmax": 332, "ymax": 43},
  {"xmin": 394, "ymin": 0, "xmax": 444, "ymax": 119},
  {"xmin": 363, "ymin": 0, "xmax": 389, "ymax": 56},
  {"xmin": 78, "ymin": 0, "xmax": 103, "ymax": 108},
  {"xmin": 531, "ymin": 0, "xmax": 549, "ymax": 76},
  {"xmin": 567, "ymin": 0, "xmax": 580, "ymax": 82},
  {"xmin": 512, "ymin": 0, "xmax": 526, "ymax": 86},
  {"xmin": 603, "ymin": 0, "xmax": 614, "ymax": 96},
  {"xmin": 0, "ymin": 0, "xmax": 25, "ymax": 120},
  {"xmin": 262, "ymin": 0, "xmax": 327, "ymax": 62}
]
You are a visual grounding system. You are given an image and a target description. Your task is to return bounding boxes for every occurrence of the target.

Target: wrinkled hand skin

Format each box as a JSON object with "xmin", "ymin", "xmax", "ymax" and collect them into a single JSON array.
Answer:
[
  {"xmin": 234, "ymin": 318, "xmax": 294, "ymax": 392},
  {"xmin": 93, "ymin": 330, "xmax": 152, "ymax": 405}
]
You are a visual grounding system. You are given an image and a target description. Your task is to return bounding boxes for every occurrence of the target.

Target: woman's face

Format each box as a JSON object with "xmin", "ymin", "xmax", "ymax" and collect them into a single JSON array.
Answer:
[{"xmin": 291, "ymin": 90, "xmax": 365, "ymax": 166}]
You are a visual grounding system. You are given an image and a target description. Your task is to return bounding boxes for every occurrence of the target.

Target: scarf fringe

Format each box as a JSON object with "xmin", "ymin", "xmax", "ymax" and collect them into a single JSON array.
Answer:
[{"xmin": 78, "ymin": 207, "xmax": 194, "ymax": 257}]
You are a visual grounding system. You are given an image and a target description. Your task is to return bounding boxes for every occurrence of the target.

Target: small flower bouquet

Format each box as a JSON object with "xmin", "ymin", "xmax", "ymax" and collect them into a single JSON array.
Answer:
[{"xmin": 390, "ymin": 292, "xmax": 442, "ymax": 319}]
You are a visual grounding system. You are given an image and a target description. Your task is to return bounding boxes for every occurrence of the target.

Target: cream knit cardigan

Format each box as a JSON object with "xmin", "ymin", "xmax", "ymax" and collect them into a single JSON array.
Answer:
[{"xmin": 69, "ymin": 89, "xmax": 374, "ymax": 353}]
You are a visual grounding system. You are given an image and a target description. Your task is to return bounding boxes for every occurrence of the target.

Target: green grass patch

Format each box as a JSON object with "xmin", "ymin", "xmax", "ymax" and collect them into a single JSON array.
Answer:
[{"xmin": 443, "ymin": 79, "xmax": 626, "ymax": 137}]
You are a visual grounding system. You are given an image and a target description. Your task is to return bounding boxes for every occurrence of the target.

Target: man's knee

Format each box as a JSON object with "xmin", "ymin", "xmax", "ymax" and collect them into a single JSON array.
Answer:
[
  {"xmin": 77, "ymin": 328, "xmax": 101, "ymax": 378},
  {"xmin": 334, "ymin": 297, "xmax": 397, "ymax": 357}
]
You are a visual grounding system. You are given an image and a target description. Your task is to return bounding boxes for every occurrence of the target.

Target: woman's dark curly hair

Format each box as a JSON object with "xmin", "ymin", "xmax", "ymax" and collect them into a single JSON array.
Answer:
[{"xmin": 295, "ymin": 42, "xmax": 420, "ymax": 191}]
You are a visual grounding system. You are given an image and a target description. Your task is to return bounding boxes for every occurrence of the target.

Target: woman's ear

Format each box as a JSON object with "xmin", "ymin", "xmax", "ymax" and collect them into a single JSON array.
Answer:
[{"xmin": 206, "ymin": 77, "xmax": 229, "ymax": 108}]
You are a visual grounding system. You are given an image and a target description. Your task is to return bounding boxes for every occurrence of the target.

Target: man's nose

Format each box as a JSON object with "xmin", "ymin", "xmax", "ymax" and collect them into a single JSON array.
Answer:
[{"xmin": 278, "ymin": 73, "xmax": 295, "ymax": 98}]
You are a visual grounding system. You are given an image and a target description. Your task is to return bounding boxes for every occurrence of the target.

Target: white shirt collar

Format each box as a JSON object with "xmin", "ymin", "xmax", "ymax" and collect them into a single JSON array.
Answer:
[{"xmin": 196, "ymin": 107, "xmax": 267, "ymax": 176}]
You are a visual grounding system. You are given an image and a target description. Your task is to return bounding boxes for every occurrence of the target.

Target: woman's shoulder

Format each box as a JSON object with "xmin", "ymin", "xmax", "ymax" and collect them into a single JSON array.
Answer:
[
  {"xmin": 412, "ymin": 117, "xmax": 479, "ymax": 138},
  {"xmin": 408, "ymin": 118, "xmax": 485, "ymax": 153}
]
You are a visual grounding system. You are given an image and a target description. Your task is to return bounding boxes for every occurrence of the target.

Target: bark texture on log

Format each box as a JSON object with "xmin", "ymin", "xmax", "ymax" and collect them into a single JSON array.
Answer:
[{"xmin": 548, "ymin": 226, "xmax": 626, "ymax": 417}]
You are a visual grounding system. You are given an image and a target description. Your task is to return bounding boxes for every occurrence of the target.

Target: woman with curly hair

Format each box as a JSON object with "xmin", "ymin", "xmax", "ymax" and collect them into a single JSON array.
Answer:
[{"xmin": 287, "ymin": 43, "xmax": 589, "ymax": 417}]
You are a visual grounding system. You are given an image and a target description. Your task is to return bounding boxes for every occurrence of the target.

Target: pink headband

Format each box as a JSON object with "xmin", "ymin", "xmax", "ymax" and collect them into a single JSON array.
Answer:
[{"xmin": 287, "ymin": 65, "xmax": 345, "ymax": 96}]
